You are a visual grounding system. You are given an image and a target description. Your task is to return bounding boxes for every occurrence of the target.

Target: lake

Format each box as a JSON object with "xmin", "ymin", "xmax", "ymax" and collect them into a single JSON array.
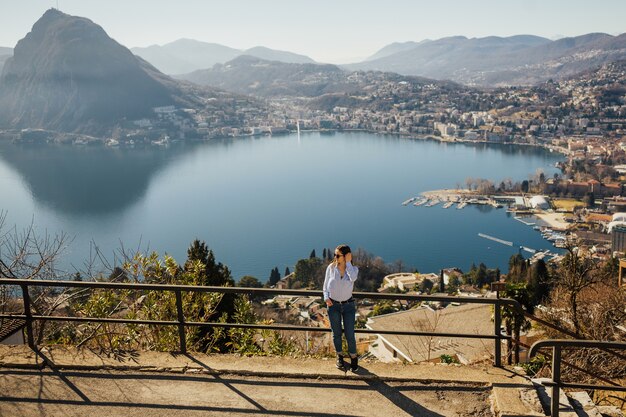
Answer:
[{"xmin": 0, "ymin": 132, "xmax": 563, "ymax": 280}]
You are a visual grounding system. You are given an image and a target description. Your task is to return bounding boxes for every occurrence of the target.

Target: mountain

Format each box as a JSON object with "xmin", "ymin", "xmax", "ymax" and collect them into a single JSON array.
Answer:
[
  {"xmin": 177, "ymin": 55, "xmax": 349, "ymax": 97},
  {"xmin": 0, "ymin": 47, "xmax": 12, "ymax": 73},
  {"xmin": 241, "ymin": 46, "xmax": 315, "ymax": 64},
  {"xmin": 365, "ymin": 40, "xmax": 428, "ymax": 61},
  {"xmin": 131, "ymin": 39, "xmax": 241, "ymax": 75},
  {"xmin": 132, "ymin": 39, "xmax": 315, "ymax": 75},
  {"xmin": 176, "ymin": 55, "xmax": 456, "ymax": 108},
  {"xmin": 346, "ymin": 33, "xmax": 626, "ymax": 86},
  {"xmin": 0, "ymin": 9, "xmax": 184, "ymax": 134}
]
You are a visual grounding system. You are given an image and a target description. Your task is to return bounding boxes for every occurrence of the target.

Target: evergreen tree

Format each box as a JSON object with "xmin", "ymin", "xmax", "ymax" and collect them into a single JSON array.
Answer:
[
  {"xmin": 185, "ymin": 239, "xmax": 235, "ymax": 287},
  {"xmin": 310, "ymin": 249, "xmax": 316, "ymax": 259},
  {"xmin": 294, "ymin": 257, "xmax": 324, "ymax": 288},
  {"xmin": 507, "ymin": 254, "xmax": 528, "ymax": 283},
  {"xmin": 528, "ymin": 259, "xmax": 550, "ymax": 305},
  {"xmin": 322, "ymin": 248, "xmax": 327, "ymax": 259},
  {"xmin": 476, "ymin": 263, "xmax": 488, "ymax": 287},
  {"xmin": 184, "ymin": 239, "xmax": 236, "ymax": 351},
  {"xmin": 238, "ymin": 276, "xmax": 262, "ymax": 288},
  {"xmin": 420, "ymin": 278, "xmax": 434, "ymax": 293},
  {"xmin": 284, "ymin": 266, "xmax": 290, "ymax": 276},
  {"xmin": 521, "ymin": 180, "xmax": 529, "ymax": 193},
  {"xmin": 268, "ymin": 267, "xmax": 281, "ymax": 286}
]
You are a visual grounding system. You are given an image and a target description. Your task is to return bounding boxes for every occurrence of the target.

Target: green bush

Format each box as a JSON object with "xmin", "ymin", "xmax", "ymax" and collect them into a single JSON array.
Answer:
[
  {"xmin": 440, "ymin": 354, "xmax": 459, "ymax": 364},
  {"xmin": 520, "ymin": 355, "xmax": 546, "ymax": 376}
]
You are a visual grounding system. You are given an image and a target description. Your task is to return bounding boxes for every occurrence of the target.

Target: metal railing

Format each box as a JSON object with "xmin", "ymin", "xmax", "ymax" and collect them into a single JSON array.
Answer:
[
  {"xmin": 0, "ymin": 278, "xmax": 520, "ymax": 366},
  {"xmin": 529, "ymin": 339, "xmax": 626, "ymax": 417}
]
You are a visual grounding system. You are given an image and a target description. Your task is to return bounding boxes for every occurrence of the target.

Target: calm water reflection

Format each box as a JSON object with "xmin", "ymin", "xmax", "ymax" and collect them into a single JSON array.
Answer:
[{"xmin": 0, "ymin": 132, "xmax": 563, "ymax": 279}]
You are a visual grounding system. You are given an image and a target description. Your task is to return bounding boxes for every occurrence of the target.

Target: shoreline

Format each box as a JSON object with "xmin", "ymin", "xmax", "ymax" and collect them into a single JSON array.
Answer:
[{"xmin": 0, "ymin": 127, "xmax": 570, "ymax": 157}]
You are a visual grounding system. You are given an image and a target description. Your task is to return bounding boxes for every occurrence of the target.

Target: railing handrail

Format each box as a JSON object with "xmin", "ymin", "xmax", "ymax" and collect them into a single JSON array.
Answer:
[
  {"xmin": 0, "ymin": 277, "xmax": 521, "ymax": 308},
  {"xmin": 0, "ymin": 277, "xmax": 517, "ymax": 366},
  {"xmin": 529, "ymin": 339, "xmax": 626, "ymax": 417},
  {"xmin": 529, "ymin": 339, "xmax": 626, "ymax": 357}
]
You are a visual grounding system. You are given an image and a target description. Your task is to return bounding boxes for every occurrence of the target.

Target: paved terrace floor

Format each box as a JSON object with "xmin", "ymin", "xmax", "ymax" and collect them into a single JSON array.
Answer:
[{"xmin": 0, "ymin": 346, "xmax": 538, "ymax": 417}]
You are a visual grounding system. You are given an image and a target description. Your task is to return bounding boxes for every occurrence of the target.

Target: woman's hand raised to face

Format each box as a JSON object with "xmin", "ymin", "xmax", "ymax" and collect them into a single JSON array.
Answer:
[{"xmin": 345, "ymin": 252, "xmax": 352, "ymax": 263}]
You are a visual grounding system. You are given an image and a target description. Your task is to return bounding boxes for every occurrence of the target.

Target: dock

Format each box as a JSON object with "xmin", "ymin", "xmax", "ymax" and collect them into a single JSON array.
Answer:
[
  {"xmin": 478, "ymin": 233, "xmax": 513, "ymax": 246},
  {"xmin": 514, "ymin": 216, "xmax": 536, "ymax": 226}
]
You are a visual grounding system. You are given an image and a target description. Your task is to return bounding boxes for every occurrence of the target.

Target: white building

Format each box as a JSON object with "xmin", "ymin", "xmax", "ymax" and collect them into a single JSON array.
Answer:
[
  {"xmin": 529, "ymin": 195, "xmax": 550, "ymax": 210},
  {"xmin": 381, "ymin": 272, "xmax": 438, "ymax": 291}
]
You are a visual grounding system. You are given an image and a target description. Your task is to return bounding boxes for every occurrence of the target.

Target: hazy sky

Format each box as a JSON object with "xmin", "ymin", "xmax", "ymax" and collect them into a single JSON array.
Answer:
[{"xmin": 1, "ymin": 0, "xmax": 625, "ymax": 63}]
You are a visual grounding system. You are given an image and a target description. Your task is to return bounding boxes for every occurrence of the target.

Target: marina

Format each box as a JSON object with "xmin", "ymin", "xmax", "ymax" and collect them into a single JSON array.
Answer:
[{"xmin": 402, "ymin": 188, "xmax": 570, "ymax": 255}]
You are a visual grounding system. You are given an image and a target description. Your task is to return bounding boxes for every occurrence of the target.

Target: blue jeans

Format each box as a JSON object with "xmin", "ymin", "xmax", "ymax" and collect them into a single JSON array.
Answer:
[{"xmin": 328, "ymin": 300, "xmax": 357, "ymax": 356}]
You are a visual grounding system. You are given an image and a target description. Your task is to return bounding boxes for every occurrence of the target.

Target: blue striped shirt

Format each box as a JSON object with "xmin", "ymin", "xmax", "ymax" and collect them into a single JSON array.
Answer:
[{"xmin": 323, "ymin": 261, "xmax": 359, "ymax": 302}]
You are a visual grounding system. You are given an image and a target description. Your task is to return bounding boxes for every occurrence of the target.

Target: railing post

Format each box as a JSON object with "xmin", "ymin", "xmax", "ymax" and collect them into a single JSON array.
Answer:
[
  {"xmin": 494, "ymin": 300, "xmax": 502, "ymax": 367},
  {"xmin": 175, "ymin": 290, "xmax": 186, "ymax": 353},
  {"xmin": 20, "ymin": 284, "xmax": 35, "ymax": 349},
  {"xmin": 551, "ymin": 345, "xmax": 562, "ymax": 417},
  {"xmin": 506, "ymin": 321, "xmax": 512, "ymax": 365}
]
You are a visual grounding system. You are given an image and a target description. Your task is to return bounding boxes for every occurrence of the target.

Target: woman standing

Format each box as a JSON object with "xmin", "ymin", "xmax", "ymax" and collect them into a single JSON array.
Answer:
[{"xmin": 323, "ymin": 244, "xmax": 359, "ymax": 371}]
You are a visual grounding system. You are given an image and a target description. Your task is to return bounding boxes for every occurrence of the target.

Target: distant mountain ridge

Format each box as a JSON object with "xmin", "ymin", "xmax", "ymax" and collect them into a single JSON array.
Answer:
[
  {"xmin": 177, "ymin": 55, "xmax": 352, "ymax": 97},
  {"xmin": 176, "ymin": 54, "xmax": 455, "ymax": 102},
  {"xmin": 0, "ymin": 9, "xmax": 185, "ymax": 134},
  {"xmin": 132, "ymin": 39, "xmax": 315, "ymax": 75},
  {"xmin": 349, "ymin": 33, "xmax": 626, "ymax": 86},
  {"xmin": 365, "ymin": 40, "xmax": 428, "ymax": 61}
]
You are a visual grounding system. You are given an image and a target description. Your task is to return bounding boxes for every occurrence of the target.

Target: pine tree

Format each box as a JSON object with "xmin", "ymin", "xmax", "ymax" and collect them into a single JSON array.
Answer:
[
  {"xmin": 284, "ymin": 267, "xmax": 290, "ymax": 276},
  {"xmin": 322, "ymin": 248, "xmax": 327, "ymax": 259},
  {"xmin": 268, "ymin": 267, "xmax": 281, "ymax": 286},
  {"xmin": 184, "ymin": 239, "xmax": 236, "ymax": 351},
  {"xmin": 310, "ymin": 249, "xmax": 316, "ymax": 259}
]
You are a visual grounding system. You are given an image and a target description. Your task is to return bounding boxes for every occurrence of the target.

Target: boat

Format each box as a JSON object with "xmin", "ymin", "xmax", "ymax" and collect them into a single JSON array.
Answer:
[
  {"xmin": 402, "ymin": 197, "xmax": 417, "ymax": 206},
  {"xmin": 413, "ymin": 198, "xmax": 428, "ymax": 206},
  {"xmin": 153, "ymin": 135, "xmax": 170, "ymax": 146},
  {"xmin": 442, "ymin": 201, "xmax": 454, "ymax": 209},
  {"xmin": 425, "ymin": 199, "xmax": 440, "ymax": 207},
  {"xmin": 457, "ymin": 202, "xmax": 468, "ymax": 209}
]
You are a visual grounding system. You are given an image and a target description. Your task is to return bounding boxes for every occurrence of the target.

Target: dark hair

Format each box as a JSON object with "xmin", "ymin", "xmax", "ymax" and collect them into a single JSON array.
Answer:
[
  {"xmin": 336, "ymin": 244, "xmax": 351, "ymax": 256},
  {"xmin": 333, "ymin": 244, "xmax": 352, "ymax": 265}
]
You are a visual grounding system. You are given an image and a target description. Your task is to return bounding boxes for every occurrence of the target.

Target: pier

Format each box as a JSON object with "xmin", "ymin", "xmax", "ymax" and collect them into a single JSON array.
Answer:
[
  {"xmin": 478, "ymin": 233, "xmax": 513, "ymax": 246},
  {"xmin": 514, "ymin": 216, "xmax": 536, "ymax": 226}
]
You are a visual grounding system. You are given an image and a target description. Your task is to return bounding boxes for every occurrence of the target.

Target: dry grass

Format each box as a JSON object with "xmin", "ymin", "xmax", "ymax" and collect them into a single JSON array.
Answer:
[{"xmin": 552, "ymin": 198, "xmax": 584, "ymax": 211}]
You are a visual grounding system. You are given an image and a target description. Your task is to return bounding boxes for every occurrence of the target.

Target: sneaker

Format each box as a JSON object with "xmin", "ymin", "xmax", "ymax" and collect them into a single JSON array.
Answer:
[
  {"xmin": 336, "ymin": 355, "xmax": 346, "ymax": 370},
  {"xmin": 350, "ymin": 356, "xmax": 359, "ymax": 372}
]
